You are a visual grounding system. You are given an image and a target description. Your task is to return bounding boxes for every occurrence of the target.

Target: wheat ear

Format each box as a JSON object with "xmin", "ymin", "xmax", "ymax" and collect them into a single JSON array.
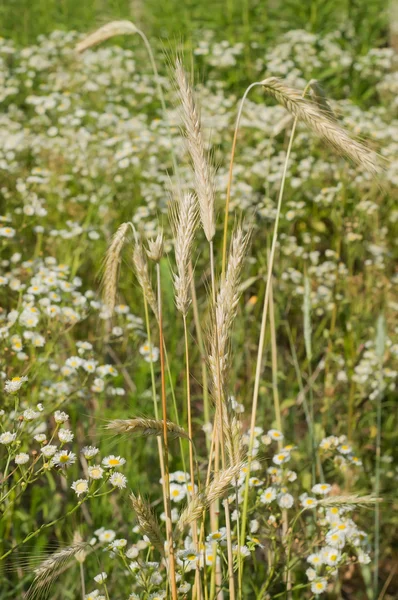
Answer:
[
  {"xmin": 209, "ymin": 225, "xmax": 251, "ymax": 400},
  {"xmin": 175, "ymin": 59, "xmax": 215, "ymax": 242},
  {"xmin": 101, "ymin": 222, "xmax": 131, "ymax": 314},
  {"xmin": 130, "ymin": 493, "xmax": 164, "ymax": 552},
  {"xmin": 106, "ymin": 417, "xmax": 189, "ymax": 440},
  {"xmin": 319, "ymin": 494, "xmax": 381, "ymax": 507},
  {"xmin": 178, "ymin": 462, "xmax": 243, "ymax": 531},
  {"xmin": 261, "ymin": 77, "xmax": 380, "ymax": 175},
  {"xmin": 27, "ymin": 542, "xmax": 89, "ymax": 599},
  {"xmin": 171, "ymin": 192, "xmax": 198, "ymax": 315}
]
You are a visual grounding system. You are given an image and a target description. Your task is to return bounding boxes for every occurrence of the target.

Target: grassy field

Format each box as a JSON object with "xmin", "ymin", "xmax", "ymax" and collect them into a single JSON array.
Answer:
[{"xmin": 0, "ymin": 1, "xmax": 396, "ymax": 599}]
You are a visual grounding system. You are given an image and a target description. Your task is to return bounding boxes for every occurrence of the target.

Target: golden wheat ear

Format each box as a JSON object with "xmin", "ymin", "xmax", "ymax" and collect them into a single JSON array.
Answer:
[
  {"xmin": 170, "ymin": 191, "xmax": 199, "ymax": 316},
  {"xmin": 174, "ymin": 59, "xmax": 216, "ymax": 243},
  {"xmin": 177, "ymin": 461, "xmax": 243, "ymax": 531},
  {"xmin": 26, "ymin": 542, "xmax": 89, "ymax": 600},
  {"xmin": 106, "ymin": 417, "xmax": 190, "ymax": 440},
  {"xmin": 75, "ymin": 21, "xmax": 138, "ymax": 53},
  {"xmin": 101, "ymin": 222, "xmax": 132, "ymax": 315},
  {"xmin": 130, "ymin": 493, "xmax": 164, "ymax": 552},
  {"xmin": 319, "ymin": 494, "xmax": 381, "ymax": 508},
  {"xmin": 261, "ymin": 76, "xmax": 381, "ymax": 176}
]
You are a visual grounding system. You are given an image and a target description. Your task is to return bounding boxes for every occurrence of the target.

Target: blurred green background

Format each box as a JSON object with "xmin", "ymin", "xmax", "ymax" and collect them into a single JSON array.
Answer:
[{"xmin": 0, "ymin": 0, "xmax": 388, "ymax": 51}]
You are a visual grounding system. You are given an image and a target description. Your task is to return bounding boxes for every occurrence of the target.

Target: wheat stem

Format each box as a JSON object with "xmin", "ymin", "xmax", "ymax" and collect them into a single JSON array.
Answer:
[
  {"xmin": 156, "ymin": 263, "xmax": 178, "ymax": 600},
  {"xmin": 222, "ymin": 82, "xmax": 262, "ymax": 280},
  {"xmin": 239, "ymin": 106, "xmax": 299, "ymax": 567}
]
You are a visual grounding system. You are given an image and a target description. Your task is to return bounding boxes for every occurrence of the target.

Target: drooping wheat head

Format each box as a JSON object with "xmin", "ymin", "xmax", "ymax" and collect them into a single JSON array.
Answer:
[
  {"xmin": 106, "ymin": 417, "xmax": 189, "ymax": 440},
  {"xmin": 261, "ymin": 77, "xmax": 380, "ymax": 175},
  {"xmin": 75, "ymin": 21, "xmax": 138, "ymax": 54}
]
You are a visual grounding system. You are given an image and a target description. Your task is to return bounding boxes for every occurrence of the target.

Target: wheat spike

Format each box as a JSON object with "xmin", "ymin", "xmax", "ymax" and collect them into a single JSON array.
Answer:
[
  {"xmin": 175, "ymin": 59, "xmax": 216, "ymax": 242},
  {"xmin": 133, "ymin": 238, "xmax": 158, "ymax": 319},
  {"xmin": 26, "ymin": 542, "xmax": 88, "ymax": 600},
  {"xmin": 319, "ymin": 494, "xmax": 381, "ymax": 508},
  {"xmin": 261, "ymin": 77, "xmax": 380, "ymax": 175},
  {"xmin": 106, "ymin": 417, "xmax": 189, "ymax": 440},
  {"xmin": 178, "ymin": 462, "xmax": 243, "ymax": 531},
  {"xmin": 146, "ymin": 231, "xmax": 164, "ymax": 263},
  {"xmin": 170, "ymin": 192, "xmax": 198, "ymax": 315},
  {"xmin": 75, "ymin": 20, "xmax": 137, "ymax": 53},
  {"xmin": 130, "ymin": 493, "xmax": 164, "ymax": 552},
  {"xmin": 101, "ymin": 222, "xmax": 130, "ymax": 314},
  {"xmin": 223, "ymin": 413, "xmax": 243, "ymax": 468},
  {"xmin": 209, "ymin": 225, "xmax": 251, "ymax": 400}
]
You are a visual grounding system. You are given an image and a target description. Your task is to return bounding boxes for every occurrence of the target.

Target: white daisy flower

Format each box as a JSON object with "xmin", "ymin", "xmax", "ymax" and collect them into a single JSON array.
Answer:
[
  {"xmin": 58, "ymin": 428, "xmax": 74, "ymax": 443},
  {"xmin": 169, "ymin": 483, "xmax": 186, "ymax": 502},
  {"xmin": 52, "ymin": 450, "xmax": 76, "ymax": 467},
  {"xmin": 0, "ymin": 432, "xmax": 17, "ymax": 445},
  {"xmin": 5, "ymin": 376, "xmax": 28, "ymax": 393},
  {"xmin": 311, "ymin": 578, "xmax": 327, "ymax": 594},
  {"xmin": 41, "ymin": 445, "xmax": 58, "ymax": 458},
  {"xmin": 15, "ymin": 452, "xmax": 29, "ymax": 465},
  {"xmin": 109, "ymin": 472, "xmax": 127, "ymax": 489},
  {"xmin": 312, "ymin": 483, "xmax": 331, "ymax": 495},
  {"xmin": 102, "ymin": 455, "xmax": 126, "ymax": 469},
  {"xmin": 82, "ymin": 446, "xmax": 99, "ymax": 459},
  {"xmin": 272, "ymin": 451, "xmax": 290, "ymax": 465},
  {"xmin": 260, "ymin": 487, "xmax": 277, "ymax": 504},
  {"xmin": 71, "ymin": 479, "xmax": 89, "ymax": 496},
  {"xmin": 278, "ymin": 493, "xmax": 294, "ymax": 509}
]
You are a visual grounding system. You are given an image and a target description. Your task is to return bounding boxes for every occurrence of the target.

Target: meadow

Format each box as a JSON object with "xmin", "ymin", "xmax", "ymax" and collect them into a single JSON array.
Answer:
[{"xmin": 0, "ymin": 1, "xmax": 397, "ymax": 598}]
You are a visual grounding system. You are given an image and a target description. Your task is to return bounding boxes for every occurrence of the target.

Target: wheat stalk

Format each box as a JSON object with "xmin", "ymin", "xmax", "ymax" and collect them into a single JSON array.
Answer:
[
  {"xmin": 175, "ymin": 59, "xmax": 216, "ymax": 243},
  {"xmin": 106, "ymin": 418, "xmax": 189, "ymax": 440},
  {"xmin": 261, "ymin": 77, "xmax": 380, "ymax": 175},
  {"xmin": 130, "ymin": 493, "xmax": 164, "ymax": 552}
]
